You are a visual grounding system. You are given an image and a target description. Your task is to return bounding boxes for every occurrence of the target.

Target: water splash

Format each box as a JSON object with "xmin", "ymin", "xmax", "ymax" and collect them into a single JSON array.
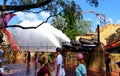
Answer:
[{"xmin": 10, "ymin": 20, "xmax": 70, "ymax": 52}]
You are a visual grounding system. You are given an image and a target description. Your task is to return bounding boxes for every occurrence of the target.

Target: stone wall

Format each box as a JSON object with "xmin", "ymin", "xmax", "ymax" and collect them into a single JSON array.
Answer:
[{"xmin": 110, "ymin": 54, "xmax": 120, "ymax": 71}]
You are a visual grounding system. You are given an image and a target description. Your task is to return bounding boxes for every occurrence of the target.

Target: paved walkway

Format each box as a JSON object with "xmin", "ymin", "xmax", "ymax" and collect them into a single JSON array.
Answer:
[
  {"xmin": 4, "ymin": 63, "xmax": 38, "ymax": 76},
  {"xmin": 2, "ymin": 62, "xmax": 120, "ymax": 76},
  {"xmin": 87, "ymin": 68, "xmax": 119, "ymax": 76}
]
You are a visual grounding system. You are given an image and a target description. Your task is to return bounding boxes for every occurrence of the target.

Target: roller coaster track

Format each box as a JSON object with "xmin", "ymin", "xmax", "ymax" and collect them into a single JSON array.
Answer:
[{"xmin": 76, "ymin": 10, "xmax": 107, "ymax": 25}]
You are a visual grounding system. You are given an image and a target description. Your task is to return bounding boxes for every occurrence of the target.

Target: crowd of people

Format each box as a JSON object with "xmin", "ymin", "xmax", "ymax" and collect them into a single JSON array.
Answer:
[
  {"xmin": 23, "ymin": 47, "xmax": 85, "ymax": 76},
  {"xmin": 23, "ymin": 47, "xmax": 66, "ymax": 76},
  {"xmin": 22, "ymin": 46, "xmax": 114, "ymax": 76},
  {"xmin": 35, "ymin": 47, "xmax": 87, "ymax": 76}
]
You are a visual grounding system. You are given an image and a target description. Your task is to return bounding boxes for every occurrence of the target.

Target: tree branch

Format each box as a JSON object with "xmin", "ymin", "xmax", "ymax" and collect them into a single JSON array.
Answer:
[
  {"xmin": 0, "ymin": 0, "xmax": 52, "ymax": 11},
  {"xmin": 6, "ymin": 15, "xmax": 53, "ymax": 29},
  {"xmin": 6, "ymin": 11, "xmax": 64, "ymax": 29}
]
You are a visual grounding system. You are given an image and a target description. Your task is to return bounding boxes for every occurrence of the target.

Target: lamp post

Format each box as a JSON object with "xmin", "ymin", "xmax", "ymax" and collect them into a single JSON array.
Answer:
[{"xmin": 97, "ymin": 24, "xmax": 100, "ymax": 45}]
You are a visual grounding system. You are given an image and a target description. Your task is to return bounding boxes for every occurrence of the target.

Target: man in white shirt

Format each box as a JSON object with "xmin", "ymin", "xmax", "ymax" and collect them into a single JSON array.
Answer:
[{"xmin": 53, "ymin": 47, "xmax": 65, "ymax": 76}]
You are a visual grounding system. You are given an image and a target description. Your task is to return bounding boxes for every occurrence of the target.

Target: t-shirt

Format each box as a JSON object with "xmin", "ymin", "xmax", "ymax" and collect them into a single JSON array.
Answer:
[
  {"xmin": 37, "ymin": 66, "xmax": 49, "ymax": 76},
  {"xmin": 53, "ymin": 54, "xmax": 65, "ymax": 76},
  {"xmin": 76, "ymin": 64, "xmax": 87, "ymax": 76},
  {"xmin": 48, "ymin": 56, "xmax": 51, "ymax": 61}
]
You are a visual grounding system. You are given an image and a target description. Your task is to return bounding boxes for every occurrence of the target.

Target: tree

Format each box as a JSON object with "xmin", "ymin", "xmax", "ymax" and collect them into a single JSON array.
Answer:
[
  {"xmin": 49, "ymin": 0, "xmax": 82, "ymax": 40},
  {"xmin": 51, "ymin": 16, "xmax": 67, "ymax": 31},
  {"xmin": 86, "ymin": 0, "xmax": 99, "ymax": 7},
  {"xmin": 0, "ymin": 0, "xmax": 101, "ymax": 43},
  {"xmin": 0, "ymin": 0, "xmax": 101, "ymax": 29},
  {"xmin": 0, "ymin": 0, "xmax": 52, "ymax": 11},
  {"xmin": 76, "ymin": 20, "xmax": 92, "ymax": 35},
  {"xmin": 50, "ymin": 0, "xmax": 93, "ymax": 40},
  {"xmin": 60, "ymin": 0, "xmax": 82, "ymax": 40},
  {"xmin": 0, "ymin": 0, "xmax": 99, "ymax": 11}
]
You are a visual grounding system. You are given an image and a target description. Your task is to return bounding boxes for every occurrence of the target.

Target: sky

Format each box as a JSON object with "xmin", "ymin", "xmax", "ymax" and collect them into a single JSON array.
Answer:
[
  {"xmin": 1, "ymin": 0, "xmax": 120, "ymax": 32},
  {"xmin": 75, "ymin": 0, "xmax": 120, "ymax": 31}
]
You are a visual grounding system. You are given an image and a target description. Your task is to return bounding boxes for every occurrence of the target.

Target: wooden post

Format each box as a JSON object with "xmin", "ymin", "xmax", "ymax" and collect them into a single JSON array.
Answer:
[{"xmin": 97, "ymin": 25, "xmax": 100, "ymax": 45}]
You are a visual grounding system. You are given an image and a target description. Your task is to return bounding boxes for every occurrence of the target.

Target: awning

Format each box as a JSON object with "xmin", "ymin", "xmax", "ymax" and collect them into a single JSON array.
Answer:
[{"xmin": 104, "ymin": 39, "xmax": 120, "ymax": 51}]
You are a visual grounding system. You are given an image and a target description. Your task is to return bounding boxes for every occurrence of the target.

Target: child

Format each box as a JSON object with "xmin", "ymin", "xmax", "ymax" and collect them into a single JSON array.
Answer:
[{"xmin": 75, "ymin": 53, "xmax": 87, "ymax": 76}]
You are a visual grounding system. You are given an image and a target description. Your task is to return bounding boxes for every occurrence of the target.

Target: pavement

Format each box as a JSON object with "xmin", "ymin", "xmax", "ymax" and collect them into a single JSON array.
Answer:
[
  {"xmin": 87, "ymin": 68, "xmax": 119, "ymax": 76},
  {"xmin": 1, "ymin": 62, "xmax": 120, "ymax": 76},
  {"xmin": 4, "ymin": 63, "xmax": 37, "ymax": 76}
]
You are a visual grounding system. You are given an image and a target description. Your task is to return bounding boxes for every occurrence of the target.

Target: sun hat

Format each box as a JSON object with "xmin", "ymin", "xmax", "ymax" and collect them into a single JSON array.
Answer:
[{"xmin": 76, "ymin": 53, "xmax": 84, "ymax": 60}]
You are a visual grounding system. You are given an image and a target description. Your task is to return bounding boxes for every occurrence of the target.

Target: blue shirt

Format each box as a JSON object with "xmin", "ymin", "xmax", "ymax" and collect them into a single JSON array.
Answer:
[{"xmin": 76, "ymin": 64, "xmax": 87, "ymax": 76}]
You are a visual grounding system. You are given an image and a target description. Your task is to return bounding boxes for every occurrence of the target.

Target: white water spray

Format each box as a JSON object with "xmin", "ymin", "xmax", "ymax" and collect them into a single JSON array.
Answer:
[{"xmin": 10, "ymin": 20, "xmax": 70, "ymax": 52}]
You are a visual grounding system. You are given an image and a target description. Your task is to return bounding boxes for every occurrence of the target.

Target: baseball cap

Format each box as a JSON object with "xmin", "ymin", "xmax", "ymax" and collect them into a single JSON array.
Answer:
[{"xmin": 56, "ymin": 47, "xmax": 61, "ymax": 52}]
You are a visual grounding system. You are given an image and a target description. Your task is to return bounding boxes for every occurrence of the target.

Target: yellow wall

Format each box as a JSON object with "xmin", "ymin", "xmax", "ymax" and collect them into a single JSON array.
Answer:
[
  {"xmin": 98, "ymin": 24, "xmax": 120, "ymax": 45},
  {"xmin": 76, "ymin": 24, "xmax": 120, "ymax": 45}
]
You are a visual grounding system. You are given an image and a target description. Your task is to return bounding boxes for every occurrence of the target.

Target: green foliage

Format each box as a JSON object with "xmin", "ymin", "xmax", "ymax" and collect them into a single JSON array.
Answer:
[
  {"xmin": 60, "ymin": 1, "xmax": 82, "ymax": 40},
  {"xmin": 86, "ymin": 0, "xmax": 99, "ymax": 7},
  {"xmin": 20, "ymin": 0, "xmax": 34, "ymax": 4},
  {"xmin": 76, "ymin": 20, "xmax": 92, "ymax": 35},
  {"xmin": 63, "ymin": 28, "xmax": 79, "ymax": 40},
  {"xmin": 50, "ymin": 0, "xmax": 93, "ymax": 40},
  {"xmin": 51, "ymin": 16, "xmax": 67, "ymax": 31},
  {"xmin": 9, "ymin": 0, "xmax": 99, "ymax": 7}
]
